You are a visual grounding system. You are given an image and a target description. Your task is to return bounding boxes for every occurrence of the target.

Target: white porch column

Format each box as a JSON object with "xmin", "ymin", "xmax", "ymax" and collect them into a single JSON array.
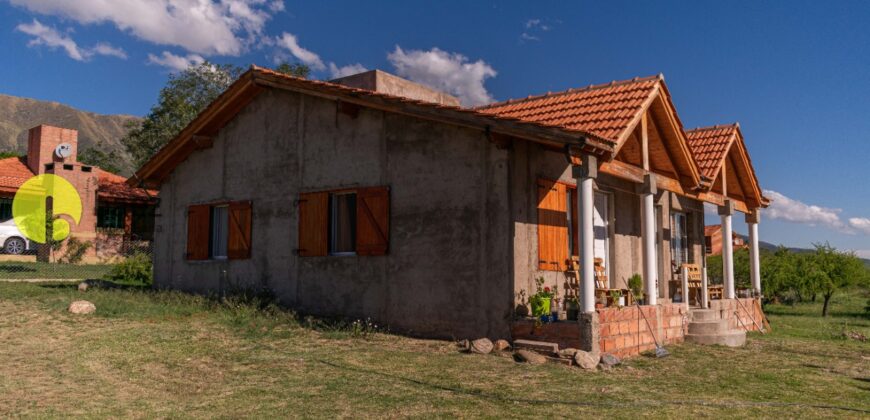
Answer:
[
  {"xmin": 719, "ymin": 200, "xmax": 735, "ymax": 300},
  {"xmin": 574, "ymin": 155, "xmax": 597, "ymax": 313},
  {"xmin": 641, "ymin": 174, "xmax": 658, "ymax": 305},
  {"xmin": 747, "ymin": 210, "xmax": 761, "ymax": 296}
]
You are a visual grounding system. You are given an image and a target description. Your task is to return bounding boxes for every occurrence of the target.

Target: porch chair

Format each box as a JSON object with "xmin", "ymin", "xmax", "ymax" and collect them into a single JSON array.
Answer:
[
  {"xmin": 564, "ymin": 257, "xmax": 618, "ymax": 306},
  {"xmin": 679, "ymin": 263, "xmax": 703, "ymax": 306}
]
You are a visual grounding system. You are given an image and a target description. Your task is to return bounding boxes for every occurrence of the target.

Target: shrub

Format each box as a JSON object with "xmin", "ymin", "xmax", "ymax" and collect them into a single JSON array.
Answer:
[
  {"xmin": 59, "ymin": 237, "xmax": 92, "ymax": 264},
  {"xmin": 105, "ymin": 252, "xmax": 153, "ymax": 286}
]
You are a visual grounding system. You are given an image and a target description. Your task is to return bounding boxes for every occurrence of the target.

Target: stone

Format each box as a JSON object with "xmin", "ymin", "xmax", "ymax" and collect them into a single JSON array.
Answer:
[
  {"xmin": 457, "ymin": 339, "xmax": 471, "ymax": 352},
  {"xmin": 68, "ymin": 300, "xmax": 96, "ymax": 315},
  {"xmin": 513, "ymin": 339, "xmax": 559, "ymax": 355},
  {"xmin": 77, "ymin": 282, "xmax": 88, "ymax": 292},
  {"xmin": 493, "ymin": 339, "xmax": 510, "ymax": 352},
  {"xmin": 600, "ymin": 353, "xmax": 621, "ymax": 367},
  {"xmin": 573, "ymin": 350, "xmax": 600, "ymax": 370},
  {"xmin": 470, "ymin": 338, "xmax": 494, "ymax": 354},
  {"xmin": 558, "ymin": 348, "xmax": 579, "ymax": 359},
  {"xmin": 514, "ymin": 349, "xmax": 547, "ymax": 365}
]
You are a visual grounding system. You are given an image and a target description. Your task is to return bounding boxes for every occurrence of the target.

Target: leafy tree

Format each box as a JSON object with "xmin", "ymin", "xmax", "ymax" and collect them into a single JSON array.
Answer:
[
  {"xmin": 78, "ymin": 145, "xmax": 124, "ymax": 174},
  {"xmin": 274, "ymin": 62, "xmax": 311, "ymax": 78},
  {"xmin": 122, "ymin": 61, "xmax": 311, "ymax": 170},
  {"xmin": 807, "ymin": 243, "xmax": 867, "ymax": 317},
  {"xmin": 0, "ymin": 151, "xmax": 21, "ymax": 159}
]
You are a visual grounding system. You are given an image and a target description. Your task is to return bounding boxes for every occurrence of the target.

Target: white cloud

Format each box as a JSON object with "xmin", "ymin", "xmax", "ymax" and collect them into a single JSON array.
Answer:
[
  {"xmin": 329, "ymin": 62, "xmax": 366, "ymax": 79},
  {"xmin": 9, "ymin": 0, "xmax": 283, "ymax": 56},
  {"xmin": 763, "ymin": 190, "xmax": 853, "ymax": 234},
  {"xmin": 147, "ymin": 51, "xmax": 205, "ymax": 71},
  {"xmin": 520, "ymin": 32, "xmax": 540, "ymax": 42},
  {"xmin": 92, "ymin": 42, "xmax": 128, "ymax": 59},
  {"xmin": 525, "ymin": 19, "xmax": 541, "ymax": 29},
  {"xmin": 848, "ymin": 217, "xmax": 870, "ymax": 235},
  {"xmin": 854, "ymin": 249, "xmax": 870, "ymax": 259},
  {"xmin": 16, "ymin": 19, "xmax": 87, "ymax": 61},
  {"xmin": 275, "ymin": 32, "xmax": 325, "ymax": 70},
  {"xmin": 387, "ymin": 46, "xmax": 497, "ymax": 107},
  {"xmin": 16, "ymin": 19, "xmax": 127, "ymax": 61}
]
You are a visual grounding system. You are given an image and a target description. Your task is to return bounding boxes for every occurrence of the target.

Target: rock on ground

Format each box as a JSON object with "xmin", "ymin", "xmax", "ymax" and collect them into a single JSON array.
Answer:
[
  {"xmin": 574, "ymin": 350, "xmax": 599, "ymax": 370},
  {"xmin": 493, "ymin": 339, "xmax": 510, "ymax": 352},
  {"xmin": 470, "ymin": 338, "xmax": 494, "ymax": 354},
  {"xmin": 68, "ymin": 300, "xmax": 96, "ymax": 315},
  {"xmin": 514, "ymin": 349, "xmax": 547, "ymax": 365},
  {"xmin": 558, "ymin": 348, "xmax": 579, "ymax": 359},
  {"xmin": 599, "ymin": 353, "xmax": 621, "ymax": 368},
  {"xmin": 77, "ymin": 282, "xmax": 88, "ymax": 292}
]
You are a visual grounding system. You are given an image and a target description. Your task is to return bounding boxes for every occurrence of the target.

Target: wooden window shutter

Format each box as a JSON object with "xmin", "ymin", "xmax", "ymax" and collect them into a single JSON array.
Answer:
[
  {"xmin": 356, "ymin": 187, "xmax": 390, "ymax": 256},
  {"xmin": 298, "ymin": 192, "xmax": 328, "ymax": 257},
  {"xmin": 186, "ymin": 204, "xmax": 210, "ymax": 261},
  {"xmin": 537, "ymin": 179, "xmax": 568, "ymax": 271},
  {"xmin": 228, "ymin": 201, "xmax": 252, "ymax": 259}
]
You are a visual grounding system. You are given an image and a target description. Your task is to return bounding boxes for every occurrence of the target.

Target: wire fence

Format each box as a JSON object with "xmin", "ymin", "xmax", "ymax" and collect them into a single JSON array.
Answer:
[{"xmin": 0, "ymin": 230, "xmax": 153, "ymax": 283}]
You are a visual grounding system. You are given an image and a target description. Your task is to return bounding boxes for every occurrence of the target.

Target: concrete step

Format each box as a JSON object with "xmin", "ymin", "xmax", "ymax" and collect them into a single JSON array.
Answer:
[
  {"xmin": 688, "ymin": 319, "xmax": 730, "ymax": 335},
  {"xmin": 685, "ymin": 330, "xmax": 746, "ymax": 347},
  {"xmin": 512, "ymin": 339, "xmax": 559, "ymax": 355},
  {"xmin": 689, "ymin": 309, "xmax": 721, "ymax": 322}
]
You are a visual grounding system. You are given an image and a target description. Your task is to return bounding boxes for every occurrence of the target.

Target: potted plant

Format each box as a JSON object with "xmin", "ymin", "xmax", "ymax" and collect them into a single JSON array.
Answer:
[
  {"xmin": 608, "ymin": 289, "xmax": 624, "ymax": 307},
  {"xmin": 628, "ymin": 273, "xmax": 644, "ymax": 305},
  {"xmin": 529, "ymin": 277, "xmax": 553, "ymax": 317},
  {"xmin": 515, "ymin": 289, "xmax": 529, "ymax": 317}
]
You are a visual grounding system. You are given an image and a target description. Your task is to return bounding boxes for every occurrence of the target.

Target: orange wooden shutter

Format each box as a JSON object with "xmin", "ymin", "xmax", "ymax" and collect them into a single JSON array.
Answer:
[
  {"xmin": 228, "ymin": 201, "xmax": 252, "ymax": 260},
  {"xmin": 298, "ymin": 192, "xmax": 328, "ymax": 257},
  {"xmin": 356, "ymin": 187, "xmax": 390, "ymax": 256},
  {"xmin": 537, "ymin": 179, "xmax": 568, "ymax": 271},
  {"xmin": 186, "ymin": 204, "xmax": 210, "ymax": 261}
]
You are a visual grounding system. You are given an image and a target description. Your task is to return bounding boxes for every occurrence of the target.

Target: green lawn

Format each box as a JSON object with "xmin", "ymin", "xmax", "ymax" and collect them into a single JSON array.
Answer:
[
  {"xmin": 0, "ymin": 282, "xmax": 867, "ymax": 418},
  {"xmin": 0, "ymin": 261, "xmax": 113, "ymax": 279}
]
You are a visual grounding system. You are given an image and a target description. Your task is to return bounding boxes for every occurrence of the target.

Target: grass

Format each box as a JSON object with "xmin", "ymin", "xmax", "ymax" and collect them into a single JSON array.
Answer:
[
  {"xmin": 0, "ymin": 261, "xmax": 113, "ymax": 279},
  {"xmin": 0, "ymin": 282, "xmax": 867, "ymax": 418}
]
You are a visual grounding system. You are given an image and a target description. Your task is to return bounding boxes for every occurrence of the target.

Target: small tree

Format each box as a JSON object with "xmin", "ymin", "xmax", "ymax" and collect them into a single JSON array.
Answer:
[{"xmin": 807, "ymin": 243, "xmax": 868, "ymax": 317}]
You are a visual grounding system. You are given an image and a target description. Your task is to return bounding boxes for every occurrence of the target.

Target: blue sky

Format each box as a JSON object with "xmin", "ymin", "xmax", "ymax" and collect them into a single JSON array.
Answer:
[{"xmin": 1, "ymin": 1, "xmax": 869, "ymax": 255}]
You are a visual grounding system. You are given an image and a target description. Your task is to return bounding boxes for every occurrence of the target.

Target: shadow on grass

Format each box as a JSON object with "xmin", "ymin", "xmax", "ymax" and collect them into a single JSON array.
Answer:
[
  {"xmin": 0, "ymin": 265, "xmax": 36, "ymax": 273},
  {"xmin": 38, "ymin": 280, "xmax": 151, "ymax": 291}
]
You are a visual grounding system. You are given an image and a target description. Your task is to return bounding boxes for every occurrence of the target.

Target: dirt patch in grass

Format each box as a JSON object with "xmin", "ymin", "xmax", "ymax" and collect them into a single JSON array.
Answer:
[{"xmin": 0, "ymin": 282, "xmax": 868, "ymax": 417}]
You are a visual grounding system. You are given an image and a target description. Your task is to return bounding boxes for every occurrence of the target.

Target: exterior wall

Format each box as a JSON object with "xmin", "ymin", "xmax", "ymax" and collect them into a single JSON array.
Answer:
[
  {"xmin": 153, "ymin": 89, "xmax": 512, "ymax": 339},
  {"xmin": 331, "ymin": 70, "xmax": 461, "ymax": 107},
  {"xmin": 510, "ymin": 141, "xmax": 706, "ymax": 303},
  {"xmin": 710, "ymin": 298, "xmax": 764, "ymax": 332}
]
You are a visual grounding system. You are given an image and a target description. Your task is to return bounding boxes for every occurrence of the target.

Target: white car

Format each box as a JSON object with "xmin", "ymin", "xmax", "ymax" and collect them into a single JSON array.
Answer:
[{"xmin": 0, "ymin": 219, "xmax": 30, "ymax": 255}]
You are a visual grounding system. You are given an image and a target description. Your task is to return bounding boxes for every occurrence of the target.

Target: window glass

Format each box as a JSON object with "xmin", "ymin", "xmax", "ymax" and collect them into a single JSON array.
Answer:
[
  {"xmin": 211, "ymin": 205, "xmax": 228, "ymax": 258},
  {"xmin": 97, "ymin": 206, "xmax": 124, "ymax": 228},
  {"xmin": 329, "ymin": 192, "xmax": 356, "ymax": 254},
  {"xmin": 672, "ymin": 212, "xmax": 689, "ymax": 267},
  {"xmin": 593, "ymin": 192, "xmax": 609, "ymax": 269},
  {"xmin": 0, "ymin": 198, "xmax": 12, "ymax": 222}
]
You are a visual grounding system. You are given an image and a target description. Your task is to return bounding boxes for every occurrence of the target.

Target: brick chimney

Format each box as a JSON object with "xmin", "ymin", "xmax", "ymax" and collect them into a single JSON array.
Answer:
[{"xmin": 27, "ymin": 125, "xmax": 78, "ymax": 175}]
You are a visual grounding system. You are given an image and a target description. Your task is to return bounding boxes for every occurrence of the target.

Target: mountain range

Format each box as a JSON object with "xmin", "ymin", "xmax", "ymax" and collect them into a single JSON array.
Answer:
[{"xmin": 0, "ymin": 93, "xmax": 139, "ymax": 174}]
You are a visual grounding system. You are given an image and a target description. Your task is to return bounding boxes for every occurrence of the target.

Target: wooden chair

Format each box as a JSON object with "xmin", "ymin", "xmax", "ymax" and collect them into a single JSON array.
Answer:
[
  {"xmin": 565, "ymin": 257, "xmax": 618, "ymax": 306},
  {"xmin": 708, "ymin": 285, "xmax": 724, "ymax": 300},
  {"xmin": 680, "ymin": 263, "xmax": 703, "ymax": 306}
]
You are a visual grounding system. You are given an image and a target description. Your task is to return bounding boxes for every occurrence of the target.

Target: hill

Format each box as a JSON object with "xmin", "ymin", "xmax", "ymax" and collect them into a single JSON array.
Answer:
[
  {"xmin": 738, "ymin": 234, "xmax": 870, "ymax": 267},
  {"xmin": 0, "ymin": 93, "xmax": 139, "ymax": 174}
]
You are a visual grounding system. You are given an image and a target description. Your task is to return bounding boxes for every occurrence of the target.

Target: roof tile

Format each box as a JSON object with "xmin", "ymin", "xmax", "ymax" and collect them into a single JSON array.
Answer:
[{"xmin": 685, "ymin": 124, "xmax": 739, "ymax": 180}]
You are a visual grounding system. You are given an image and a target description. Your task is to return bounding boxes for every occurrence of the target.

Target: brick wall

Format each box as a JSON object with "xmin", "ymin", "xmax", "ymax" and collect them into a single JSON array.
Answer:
[
  {"xmin": 597, "ymin": 303, "xmax": 688, "ymax": 358},
  {"xmin": 511, "ymin": 319, "xmax": 582, "ymax": 350},
  {"xmin": 709, "ymin": 298, "xmax": 764, "ymax": 332}
]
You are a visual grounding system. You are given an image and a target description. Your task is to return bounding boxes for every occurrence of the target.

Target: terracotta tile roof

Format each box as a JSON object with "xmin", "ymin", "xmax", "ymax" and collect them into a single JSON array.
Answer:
[
  {"xmin": 685, "ymin": 124, "xmax": 739, "ymax": 181},
  {"xmin": 475, "ymin": 75, "xmax": 662, "ymax": 143},
  {"xmin": 0, "ymin": 157, "xmax": 34, "ymax": 193},
  {"xmin": 0, "ymin": 156, "xmax": 154, "ymax": 202},
  {"xmin": 704, "ymin": 224, "xmax": 721, "ymax": 236}
]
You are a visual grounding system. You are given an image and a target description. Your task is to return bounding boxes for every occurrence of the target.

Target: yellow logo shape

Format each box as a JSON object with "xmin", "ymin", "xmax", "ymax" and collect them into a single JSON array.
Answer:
[{"xmin": 12, "ymin": 174, "xmax": 82, "ymax": 243}]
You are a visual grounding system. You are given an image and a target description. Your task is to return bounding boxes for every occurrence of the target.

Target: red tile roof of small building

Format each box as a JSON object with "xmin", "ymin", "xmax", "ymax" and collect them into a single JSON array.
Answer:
[
  {"xmin": 685, "ymin": 124, "xmax": 739, "ymax": 181},
  {"xmin": 704, "ymin": 224, "xmax": 722, "ymax": 236},
  {"xmin": 0, "ymin": 156, "xmax": 155, "ymax": 202},
  {"xmin": 475, "ymin": 75, "xmax": 662, "ymax": 143}
]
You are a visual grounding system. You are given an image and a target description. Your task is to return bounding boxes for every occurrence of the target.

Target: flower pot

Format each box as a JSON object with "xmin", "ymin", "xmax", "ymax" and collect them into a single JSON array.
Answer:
[
  {"xmin": 515, "ymin": 304, "xmax": 529, "ymax": 317},
  {"xmin": 567, "ymin": 307, "xmax": 579, "ymax": 321},
  {"xmin": 530, "ymin": 296, "xmax": 551, "ymax": 317},
  {"xmin": 618, "ymin": 296, "xmax": 625, "ymax": 307}
]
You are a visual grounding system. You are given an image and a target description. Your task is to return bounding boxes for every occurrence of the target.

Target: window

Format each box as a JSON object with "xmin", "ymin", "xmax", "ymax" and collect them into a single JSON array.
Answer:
[
  {"xmin": 538, "ymin": 179, "xmax": 610, "ymax": 272},
  {"xmin": 211, "ymin": 205, "xmax": 229, "ymax": 259},
  {"xmin": 593, "ymin": 192, "xmax": 610, "ymax": 271},
  {"xmin": 671, "ymin": 212, "xmax": 690, "ymax": 268},
  {"xmin": 0, "ymin": 198, "xmax": 12, "ymax": 222},
  {"xmin": 298, "ymin": 187, "xmax": 389, "ymax": 257},
  {"xmin": 186, "ymin": 201, "xmax": 252, "ymax": 261},
  {"xmin": 97, "ymin": 206, "xmax": 125, "ymax": 228},
  {"xmin": 329, "ymin": 192, "xmax": 356, "ymax": 254}
]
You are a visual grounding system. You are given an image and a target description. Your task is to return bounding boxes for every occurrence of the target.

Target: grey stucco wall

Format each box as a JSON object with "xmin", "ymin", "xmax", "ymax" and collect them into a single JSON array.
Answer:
[
  {"xmin": 509, "ymin": 143, "xmax": 705, "ymax": 304},
  {"xmin": 153, "ymin": 88, "xmax": 512, "ymax": 339}
]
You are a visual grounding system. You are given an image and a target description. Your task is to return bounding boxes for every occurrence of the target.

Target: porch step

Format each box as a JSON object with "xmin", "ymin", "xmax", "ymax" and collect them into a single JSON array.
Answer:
[
  {"xmin": 685, "ymin": 330, "xmax": 746, "ymax": 347},
  {"xmin": 687, "ymin": 319, "xmax": 730, "ymax": 335},
  {"xmin": 512, "ymin": 339, "xmax": 559, "ymax": 356},
  {"xmin": 689, "ymin": 309, "xmax": 721, "ymax": 322}
]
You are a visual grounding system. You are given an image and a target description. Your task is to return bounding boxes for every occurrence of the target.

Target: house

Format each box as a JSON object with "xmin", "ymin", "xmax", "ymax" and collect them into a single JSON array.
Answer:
[
  {"xmin": 704, "ymin": 224, "xmax": 747, "ymax": 256},
  {"xmin": 0, "ymin": 125, "xmax": 156, "ymax": 260},
  {"xmin": 129, "ymin": 67, "xmax": 769, "ymax": 356}
]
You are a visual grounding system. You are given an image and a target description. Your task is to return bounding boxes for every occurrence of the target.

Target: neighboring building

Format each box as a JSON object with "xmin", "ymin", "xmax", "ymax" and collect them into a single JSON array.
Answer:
[
  {"xmin": 130, "ymin": 67, "xmax": 769, "ymax": 356},
  {"xmin": 0, "ymin": 125, "xmax": 156, "ymax": 259},
  {"xmin": 704, "ymin": 224, "xmax": 747, "ymax": 256}
]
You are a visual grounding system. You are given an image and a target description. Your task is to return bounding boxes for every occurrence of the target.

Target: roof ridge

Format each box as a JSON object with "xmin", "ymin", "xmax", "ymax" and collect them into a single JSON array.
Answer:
[
  {"xmin": 686, "ymin": 122, "xmax": 740, "ymax": 132},
  {"xmin": 475, "ymin": 74, "xmax": 663, "ymax": 110}
]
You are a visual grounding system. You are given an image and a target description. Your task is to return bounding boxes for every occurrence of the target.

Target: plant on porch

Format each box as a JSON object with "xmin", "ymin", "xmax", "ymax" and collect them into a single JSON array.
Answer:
[{"xmin": 530, "ymin": 277, "xmax": 553, "ymax": 316}]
